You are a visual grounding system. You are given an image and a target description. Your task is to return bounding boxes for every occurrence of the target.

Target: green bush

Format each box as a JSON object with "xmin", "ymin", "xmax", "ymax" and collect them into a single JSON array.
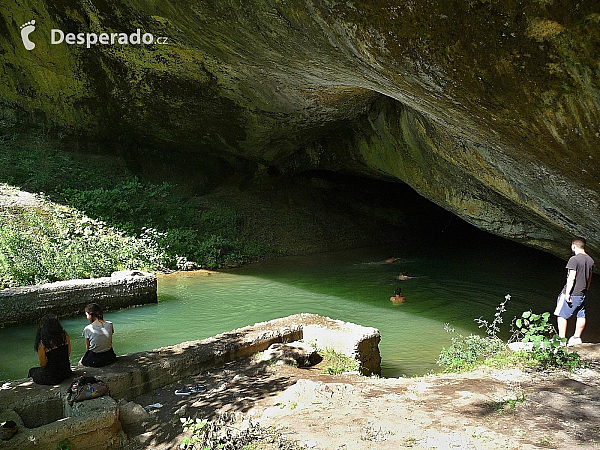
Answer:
[
  {"xmin": 514, "ymin": 311, "xmax": 580, "ymax": 370},
  {"xmin": 60, "ymin": 178, "xmax": 175, "ymax": 234},
  {"xmin": 0, "ymin": 200, "xmax": 169, "ymax": 288},
  {"xmin": 60, "ymin": 181, "xmax": 271, "ymax": 270},
  {"xmin": 320, "ymin": 348, "xmax": 360, "ymax": 375},
  {"xmin": 437, "ymin": 330, "xmax": 507, "ymax": 371},
  {"xmin": 0, "ymin": 136, "xmax": 280, "ymax": 281},
  {"xmin": 437, "ymin": 295, "xmax": 581, "ymax": 373}
]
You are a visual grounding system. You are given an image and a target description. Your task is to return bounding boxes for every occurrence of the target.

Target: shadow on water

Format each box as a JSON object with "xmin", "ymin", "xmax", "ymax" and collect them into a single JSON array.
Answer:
[{"xmin": 221, "ymin": 218, "xmax": 599, "ymax": 375}]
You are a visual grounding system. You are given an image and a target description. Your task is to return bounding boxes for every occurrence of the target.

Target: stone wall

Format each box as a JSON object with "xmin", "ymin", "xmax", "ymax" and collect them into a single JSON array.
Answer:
[
  {"xmin": 0, "ymin": 271, "xmax": 157, "ymax": 327},
  {"xmin": 0, "ymin": 314, "xmax": 380, "ymax": 449}
]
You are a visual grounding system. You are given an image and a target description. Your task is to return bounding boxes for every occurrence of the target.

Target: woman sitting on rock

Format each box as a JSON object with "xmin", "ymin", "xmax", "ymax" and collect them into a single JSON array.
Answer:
[
  {"xmin": 28, "ymin": 314, "xmax": 72, "ymax": 385},
  {"xmin": 79, "ymin": 303, "xmax": 117, "ymax": 367}
]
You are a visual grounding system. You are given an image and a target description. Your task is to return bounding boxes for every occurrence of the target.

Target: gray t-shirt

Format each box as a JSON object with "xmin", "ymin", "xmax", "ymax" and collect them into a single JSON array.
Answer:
[
  {"xmin": 562, "ymin": 253, "xmax": 595, "ymax": 296},
  {"xmin": 83, "ymin": 321, "xmax": 114, "ymax": 353}
]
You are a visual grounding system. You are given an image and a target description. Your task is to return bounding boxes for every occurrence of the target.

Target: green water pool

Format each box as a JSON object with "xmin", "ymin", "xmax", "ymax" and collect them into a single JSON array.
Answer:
[{"xmin": 1, "ymin": 235, "xmax": 596, "ymax": 382}]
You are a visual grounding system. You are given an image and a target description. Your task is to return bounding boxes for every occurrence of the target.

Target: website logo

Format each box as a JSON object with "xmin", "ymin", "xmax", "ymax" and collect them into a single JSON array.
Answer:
[
  {"xmin": 18, "ymin": 18, "xmax": 168, "ymax": 50},
  {"xmin": 51, "ymin": 29, "xmax": 168, "ymax": 48},
  {"xmin": 20, "ymin": 20, "xmax": 36, "ymax": 50}
]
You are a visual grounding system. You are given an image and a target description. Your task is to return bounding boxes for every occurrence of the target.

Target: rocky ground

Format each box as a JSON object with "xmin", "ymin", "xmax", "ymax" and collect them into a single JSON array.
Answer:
[{"xmin": 122, "ymin": 345, "xmax": 600, "ymax": 450}]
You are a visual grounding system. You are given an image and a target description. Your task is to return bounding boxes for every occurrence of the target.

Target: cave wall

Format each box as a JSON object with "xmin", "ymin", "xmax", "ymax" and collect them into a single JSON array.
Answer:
[{"xmin": 0, "ymin": 0, "xmax": 598, "ymax": 257}]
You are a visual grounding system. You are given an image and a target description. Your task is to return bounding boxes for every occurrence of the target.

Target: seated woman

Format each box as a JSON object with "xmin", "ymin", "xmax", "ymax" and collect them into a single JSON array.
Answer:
[
  {"xmin": 79, "ymin": 303, "xmax": 117, "ymax": 367},
  {"xmin": 28, "ymin": 315, "xmax": 72, "ymax": 385}
]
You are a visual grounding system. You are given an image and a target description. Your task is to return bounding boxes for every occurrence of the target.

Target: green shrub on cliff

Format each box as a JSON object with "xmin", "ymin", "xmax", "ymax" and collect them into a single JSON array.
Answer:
[
  {"xmin": 61, "ymin": 180, "xmax": 272, "ymax": 269},
  {"xmin": 0, "ymin": 135, "xmax": 275, "ymax": 276},
  {"xmin": 0, "ymin": 192, "xmax": 169, "ymax": 288}
]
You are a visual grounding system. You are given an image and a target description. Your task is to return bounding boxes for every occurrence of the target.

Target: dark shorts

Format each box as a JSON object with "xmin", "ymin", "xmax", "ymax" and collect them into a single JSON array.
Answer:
[
  {"xmin": 554, "ymin": 294, "xmax": 586, "ymax": 319},
  {"xmin": 27, "ymin": 366, "xmax": 72, "ymax": 385},
  {"xmin": 80, "ymin": 348, "xmax": 117, "ymax": 367}
]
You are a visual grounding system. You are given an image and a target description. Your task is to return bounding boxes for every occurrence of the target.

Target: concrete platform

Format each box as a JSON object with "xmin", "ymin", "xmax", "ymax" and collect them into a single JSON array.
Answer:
[
  {"xmin": 0, "ymin": 314, "xmax": 381, "ymax": 449},
  {"xmin": 0, "ymin": 270, "xmax": 157, "ymax": 327}
]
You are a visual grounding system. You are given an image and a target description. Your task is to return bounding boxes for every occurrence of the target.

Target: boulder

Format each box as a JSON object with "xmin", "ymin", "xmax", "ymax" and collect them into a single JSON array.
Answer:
[
  {"xmin": 117, "ymin": 400, "xmax": 150, "ymax": 432},
  {"xmin": 256, "ymin": 342, "xmax": 322, "ymax": 367}
]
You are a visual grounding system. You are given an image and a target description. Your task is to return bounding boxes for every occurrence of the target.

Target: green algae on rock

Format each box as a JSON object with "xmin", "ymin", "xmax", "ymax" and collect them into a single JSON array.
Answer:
[{"xmin": 0, "ymin": 0, "xmax": 598, "ymax": 257}]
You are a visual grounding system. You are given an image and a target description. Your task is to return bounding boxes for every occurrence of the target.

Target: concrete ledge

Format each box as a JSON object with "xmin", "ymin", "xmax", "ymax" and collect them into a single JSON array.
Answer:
[
  {"xmin": 0, "ymin": 314, "xmax": 380, "ymax": 448},
  {"xmin": 0, "ymin": 271, "xmax": 157, "ymax": 326},
  {"xmin": 303, "ymin": 319, "xmax": 381, "ymax": 376}
]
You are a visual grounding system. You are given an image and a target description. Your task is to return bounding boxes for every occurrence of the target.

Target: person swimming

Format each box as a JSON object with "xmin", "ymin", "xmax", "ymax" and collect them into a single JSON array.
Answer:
[
  {"xmin": 397, "ymin": 271, "xmax": 411, "ymax": 280},
  {"xmin": 385, "ymin": 257, "xmax": 400, "ymax": 263},
  {"xmin": 390, "ymin": 287, "xmax": 405, "ymax": 304}
]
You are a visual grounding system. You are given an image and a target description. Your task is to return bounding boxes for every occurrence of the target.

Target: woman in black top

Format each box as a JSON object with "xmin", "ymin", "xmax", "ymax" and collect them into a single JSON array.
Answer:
[{"xmin": 28, "ymin": 314, "xmax": 72, "ymax": 385}]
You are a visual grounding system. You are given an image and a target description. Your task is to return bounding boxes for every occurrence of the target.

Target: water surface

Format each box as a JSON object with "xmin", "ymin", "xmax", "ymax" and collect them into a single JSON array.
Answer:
[{"xmin": 1, "ymin": 233, "xmax": 597, "ymax": 382}]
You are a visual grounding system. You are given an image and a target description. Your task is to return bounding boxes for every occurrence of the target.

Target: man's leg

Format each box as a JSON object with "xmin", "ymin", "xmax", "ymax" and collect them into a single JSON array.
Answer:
[
  {"xmin": 574, "ymin": 317, "xmax": 586, "ymax": 338},
  {"xmin": 557, "ymin": 316, "xmax": 568, "ymax": 338}
]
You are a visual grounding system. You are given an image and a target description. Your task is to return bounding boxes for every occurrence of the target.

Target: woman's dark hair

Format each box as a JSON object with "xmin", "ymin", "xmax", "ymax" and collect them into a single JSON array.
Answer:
[
  {"xmin": 34, "ymin": 314, "xmax": 67, "ymax": 352},
  {"xmin": 85, "ymin": 303, "xmax": 104, "ymax": 321},
  {"xmin": 394, "ymin": 287, "xmax": 402, "ymax": 296}
]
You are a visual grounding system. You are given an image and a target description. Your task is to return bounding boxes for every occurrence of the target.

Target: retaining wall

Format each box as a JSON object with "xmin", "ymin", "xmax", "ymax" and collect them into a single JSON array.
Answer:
[
  {"xmin": 0, "ymin": 271, "xmax": 157, "ymax": 327},
  {"xmin": 0, "ymin": 314, "xmax": 381, "ymax": 449}
]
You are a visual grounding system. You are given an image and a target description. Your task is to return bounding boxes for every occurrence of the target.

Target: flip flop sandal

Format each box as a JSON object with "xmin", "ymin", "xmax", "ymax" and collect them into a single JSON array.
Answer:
[
  {"xmin": 189, "ymin": 384, "xmax": 205, "ymax": 393},
  {"xmin": 174, "ymin": 387, "xmax": 192, "ymax": 396}
]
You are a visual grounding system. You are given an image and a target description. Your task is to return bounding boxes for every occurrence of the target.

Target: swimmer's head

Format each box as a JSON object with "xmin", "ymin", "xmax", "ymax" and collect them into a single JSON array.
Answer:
[{"xmin": 394, "ymin": 287, "xmax": 402, "ymax": 296}]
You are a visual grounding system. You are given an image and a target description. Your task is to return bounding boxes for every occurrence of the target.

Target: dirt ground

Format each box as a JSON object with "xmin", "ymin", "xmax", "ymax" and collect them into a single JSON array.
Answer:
[{"xmin": 125, "ymin": 345, "xmax": 600, "ymax": 450}]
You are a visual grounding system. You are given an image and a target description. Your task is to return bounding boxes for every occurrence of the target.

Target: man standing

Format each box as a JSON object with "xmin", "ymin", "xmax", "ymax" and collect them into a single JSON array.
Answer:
[{"xmin": 554, "ymin": 237, "xmax": 595, "ymax": 345}]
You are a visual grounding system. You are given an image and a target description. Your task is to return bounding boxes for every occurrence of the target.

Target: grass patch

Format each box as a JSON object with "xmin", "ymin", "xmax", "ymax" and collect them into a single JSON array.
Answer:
[
  {"xmin": 484, "ymin": 393, "xmax": 526, "ymax": 414},
  {"xmin": 320, "ymin": 348, "xmax": 360, "ymax": 375}
]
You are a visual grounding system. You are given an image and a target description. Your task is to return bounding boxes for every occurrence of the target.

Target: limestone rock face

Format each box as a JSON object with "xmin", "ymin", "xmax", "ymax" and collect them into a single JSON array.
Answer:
[{"xmin": 1, "ymin": 1, "xmax": 599, "ymax": 257}]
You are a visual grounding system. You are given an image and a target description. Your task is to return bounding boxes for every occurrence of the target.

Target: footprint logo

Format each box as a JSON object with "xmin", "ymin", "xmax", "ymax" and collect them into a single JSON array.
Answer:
[{"xmin": 20, "ymin": 20, "xmax": 36, "ymax": 50}]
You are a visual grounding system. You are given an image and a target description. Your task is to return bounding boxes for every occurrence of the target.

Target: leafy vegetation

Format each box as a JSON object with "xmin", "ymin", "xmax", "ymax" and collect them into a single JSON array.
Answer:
[
  {"xmin": 0, "ymin": 133, "xmax": 276, "ymax": 286},
  {"xmin": 320, "ymin": 348, "xmax": 360, "ymax": 375},
  {"xmin": 179, "ymin": 414, "xmax": 300, "ymax": 450},
  {"xmin": 436, "ymin": 327, "xmax": 508, "ymax": 372},
  {"xmin": 0, "ymin": 194, "xmax": 169, "ymax": 288},
  {"xmin": 438, "ymin": 295, "xmax": 514, "ymax": 371},
  {"xmin": 514, "ymin": 310, "xmax": 580, "ymax": 370},
  {"xmin": 60, "ymin": 179, "xmax": 272, "ymax": 270},
  {"xmin": 437, "ymin": 294, "xmax": 581, "ymax": 372}
]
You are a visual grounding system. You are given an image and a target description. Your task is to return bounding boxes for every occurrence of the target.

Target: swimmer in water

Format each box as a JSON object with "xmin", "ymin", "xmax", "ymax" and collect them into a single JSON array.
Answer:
[
  {"xmin": 390, "ymin": 287, "xmax": 405, "ymax": 304},
  {"xmin": 385, "ymin": 257, "xmax": 400, "ymax": 263},
  {"xmin": 397, "ymin": 271, "xmax": 411, "ymax": 281}
]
